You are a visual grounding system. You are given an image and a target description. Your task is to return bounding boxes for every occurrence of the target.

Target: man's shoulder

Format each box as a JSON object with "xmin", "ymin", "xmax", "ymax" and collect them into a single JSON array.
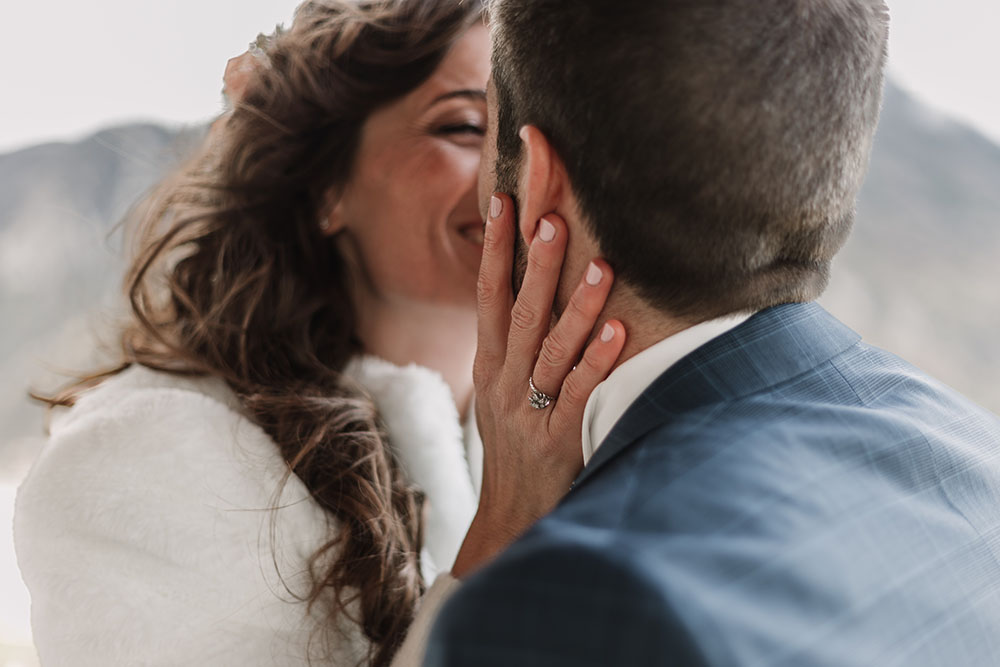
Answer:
[
  {"xmin": 529, "ymin": 339, "xmax": 1000, "ymax": 664},
  {"xmin": 427, "ymin": 524, "xmax": 704, "ymax": 667},
  {"xmin": 571, "ymin": 332, "xmax": 1000, "ymax": 520}
]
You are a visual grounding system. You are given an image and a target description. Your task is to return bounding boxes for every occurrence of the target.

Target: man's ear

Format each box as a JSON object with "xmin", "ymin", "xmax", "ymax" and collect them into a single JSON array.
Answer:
[{"xmin": 516, "ymin": 125, "xmax": 568, "ymax": 243}]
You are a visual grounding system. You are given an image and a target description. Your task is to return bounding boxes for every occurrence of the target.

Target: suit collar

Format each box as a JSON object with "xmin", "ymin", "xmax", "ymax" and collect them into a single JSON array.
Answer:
[
  {"xmin": 571, "ymin": 302, "xmax": 862, "ymax": 488},
  {"xmin": 581, "ymin": 313, "xmax": 752, "ymax": 465}
]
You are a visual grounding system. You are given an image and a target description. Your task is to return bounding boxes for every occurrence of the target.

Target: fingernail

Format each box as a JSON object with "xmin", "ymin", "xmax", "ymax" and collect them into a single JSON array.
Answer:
[
  {"xmin": 538, "ymin": 217, "xmax": 556, "ymax": 243},
  {"xmin": 490, "ymin": 195, "xmax": 502, "ymax": 220},
  {"xmin": 585, "ymin": 262, "xmax": 603, "ymax": 286},
  {"xmin": 600, "ymin": 323, "xmax": 615, "ymax": 343}
]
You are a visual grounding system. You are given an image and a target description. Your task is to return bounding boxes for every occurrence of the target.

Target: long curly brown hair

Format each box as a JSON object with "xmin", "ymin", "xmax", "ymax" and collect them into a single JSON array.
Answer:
[{"xmin": 40, "ymin": 1, "xmax": 484, "ymax": 665}]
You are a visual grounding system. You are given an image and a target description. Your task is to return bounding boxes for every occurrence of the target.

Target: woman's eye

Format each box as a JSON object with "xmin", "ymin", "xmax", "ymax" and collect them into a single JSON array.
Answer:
[{"xmin": 436, "ymin": 123, "xmax": 485, "ymax": 137}]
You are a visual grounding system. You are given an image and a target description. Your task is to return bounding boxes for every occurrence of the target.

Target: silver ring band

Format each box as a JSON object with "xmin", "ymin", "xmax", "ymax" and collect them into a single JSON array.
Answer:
[{"xmin": 528, "ymin": 376, "xmax": 556, "ymax": 410}]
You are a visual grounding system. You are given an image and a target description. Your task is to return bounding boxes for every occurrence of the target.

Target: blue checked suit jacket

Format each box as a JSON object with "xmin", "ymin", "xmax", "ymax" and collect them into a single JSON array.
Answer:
[{"xmin": 425, "ymin": 302, "xmax": 1000, "ymax": 666}]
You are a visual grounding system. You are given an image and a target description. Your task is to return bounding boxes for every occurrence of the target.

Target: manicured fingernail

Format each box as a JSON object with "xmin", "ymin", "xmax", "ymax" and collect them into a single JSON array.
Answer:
[
  {"xmin": 490, "ymin": 195, "xmax": 502, "ymax": 220},
  {"xmin": 538, "ymin": 217, "xmax": 556, "ymax": 243},
  {"xmin": 600, "ymin": 323, "xmax": 615, "ymax": 343},
  {"xmin": 585, "ymin": 262, "xmax": 603, "ymax": 286}
]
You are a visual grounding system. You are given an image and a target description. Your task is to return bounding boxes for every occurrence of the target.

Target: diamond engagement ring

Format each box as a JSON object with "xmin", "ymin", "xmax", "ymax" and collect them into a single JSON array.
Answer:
[{"xmin": 528, "ymin": 376, "xmax": 556, "ymax": 410}]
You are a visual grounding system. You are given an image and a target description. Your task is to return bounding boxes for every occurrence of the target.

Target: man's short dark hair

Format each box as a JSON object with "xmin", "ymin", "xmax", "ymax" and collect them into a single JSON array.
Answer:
[{"xmin": 490, "ymin": 0, "xmax": 890, "ymax": 319}]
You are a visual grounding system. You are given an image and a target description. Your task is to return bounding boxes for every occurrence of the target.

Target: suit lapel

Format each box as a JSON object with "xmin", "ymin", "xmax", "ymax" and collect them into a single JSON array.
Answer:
[{"xmin": 572, "ymin": 302, "xmax": 862, "ymax": 488}]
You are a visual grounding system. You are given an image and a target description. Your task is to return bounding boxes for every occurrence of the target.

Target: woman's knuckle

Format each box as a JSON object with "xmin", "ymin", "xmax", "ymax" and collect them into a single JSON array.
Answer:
[
  {"xmin": 498, "ymin": 376, "xmax": 521, "ymax": 406},
  {"xmin": 580, "ymin": 350, "xmax": 605, "ymax": 376},
  {"xmin": 473, "ymin": 357, "xmax": 494, "ymax": 385},
  {"xmin": 538, "ymin": 440, "xmax": 561, "ymax": 460},
  {"xmin": 526, "ymin": 248, "xmax": 552, "ymax": 275},
  {"xmin": 538, "ymin": 335, "xmax": 570, "ymax": 369},
  {"xmin": 483, "ymin": 224, "xmax": 505, "ymax": 252},
  {"xmin": 565, "ymin": 293, "xmax": 595, "ymax": 323},
  {"xmin": 477, "ymin": 279, "xmax": 501, "ymax": 309},
  {"xmin": 546, "ymin": 415, "xmax": 571, "ymax": 441},
  {"xmin": 509, "ymin": 300, "xmax": 537, "ymax": 331},
  {"xmin": 561, "ymin": 373, "xmax": 590, "ymax": 404}
]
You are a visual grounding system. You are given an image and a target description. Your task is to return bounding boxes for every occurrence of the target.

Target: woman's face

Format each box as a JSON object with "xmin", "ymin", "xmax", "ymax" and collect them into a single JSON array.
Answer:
[{"xmin": 331, "ymin": 23, "xmax": 490, "ymax": 308}]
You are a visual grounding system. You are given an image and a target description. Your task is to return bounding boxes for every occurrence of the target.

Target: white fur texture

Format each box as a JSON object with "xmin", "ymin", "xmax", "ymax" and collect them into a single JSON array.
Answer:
[
  {"xmin": 342, "ymin": 357, "xmax": 479, "ymax": 579},
  {"xmin": 15, "ymin": 360, "xmax": 479, "ymax": 666}
]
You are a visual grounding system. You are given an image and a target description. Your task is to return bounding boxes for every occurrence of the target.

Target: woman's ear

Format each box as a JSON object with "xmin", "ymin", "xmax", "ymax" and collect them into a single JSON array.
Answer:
[
  {"xmin": 319, "ymin": 190, "xmax": 348, "ymax": 236},
  {"xmin": 516, "ymin": 125, "xmax": 567, "ymax": 243}
]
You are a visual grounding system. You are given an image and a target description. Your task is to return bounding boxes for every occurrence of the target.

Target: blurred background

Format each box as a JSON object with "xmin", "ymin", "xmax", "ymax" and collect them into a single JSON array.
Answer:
[{"xmin": 2, "ymin": 1, "xmax": 999, "ymax": 665}]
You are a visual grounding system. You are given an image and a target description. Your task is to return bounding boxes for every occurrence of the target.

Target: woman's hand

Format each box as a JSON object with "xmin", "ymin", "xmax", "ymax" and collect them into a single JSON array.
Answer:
[
  {"xmin": 222, "ymin": 51, "xmax": 259, "ymax": 107},
  {"xmin": 209, "ymin": 49, "xmax": 265, "ymax": 140},
  {"xmin": 451, "ymin": 193, "xmax": 626, "ymax": 578}
]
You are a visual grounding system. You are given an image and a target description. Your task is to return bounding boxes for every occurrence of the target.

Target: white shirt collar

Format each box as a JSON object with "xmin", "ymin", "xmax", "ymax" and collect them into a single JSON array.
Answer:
[{"xmin": 581, "ymin": 313, "xmax": 753, "ymax": 465}]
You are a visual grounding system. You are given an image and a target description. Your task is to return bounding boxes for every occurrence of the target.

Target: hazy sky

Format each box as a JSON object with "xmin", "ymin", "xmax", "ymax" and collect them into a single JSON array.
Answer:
[{"xmin": 1, "ymin": 1, "xmax": 999, "ymax": 154}]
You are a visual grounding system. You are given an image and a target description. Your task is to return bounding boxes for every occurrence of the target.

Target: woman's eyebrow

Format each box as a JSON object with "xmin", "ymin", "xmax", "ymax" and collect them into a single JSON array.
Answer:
[{"xmin": 428, "ymin": 89, "xmax": 488, "ymax": 107}]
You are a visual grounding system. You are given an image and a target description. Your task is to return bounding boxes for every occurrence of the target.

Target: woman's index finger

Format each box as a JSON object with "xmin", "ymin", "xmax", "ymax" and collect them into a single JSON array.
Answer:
[{"xmin": 475, "ymin": 193, "xmax": 516, "ymax": 365}]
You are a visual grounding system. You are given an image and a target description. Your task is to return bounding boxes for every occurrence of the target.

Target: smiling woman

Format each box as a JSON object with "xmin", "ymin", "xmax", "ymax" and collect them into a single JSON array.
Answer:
[
  {"xmin": 332, "ymin": 27, "xmax": 489, "ymax": 393},
  {"xmin": 12, "ymin": 2, "xmax": 489, "ymax": 666}
]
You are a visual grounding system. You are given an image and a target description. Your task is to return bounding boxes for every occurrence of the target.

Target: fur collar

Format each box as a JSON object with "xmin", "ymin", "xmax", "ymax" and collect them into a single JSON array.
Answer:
[
  {"xmin": 47, "ymin": 358, "xmax": 481, "ymax": 579},
  {"xmin": 15, "ymin": 359, "xmax": 480, "ymax": 665},
  {"xmin": 343, "ymin": 356, "xmax": 480, "ymax": 578}
]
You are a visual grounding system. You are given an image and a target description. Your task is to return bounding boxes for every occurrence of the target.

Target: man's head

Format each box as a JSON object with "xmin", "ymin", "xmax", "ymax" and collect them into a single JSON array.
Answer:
[{"xmin": 484, "ymin": 0, "xmax": 890, "ymax": 321}]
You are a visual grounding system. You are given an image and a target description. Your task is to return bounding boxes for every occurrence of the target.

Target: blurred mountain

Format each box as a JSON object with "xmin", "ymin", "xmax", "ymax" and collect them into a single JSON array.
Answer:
[
  {"xmin": 0, "ymin": 123, "xmax": 204, "ymax": 477},
  {"xmin": 822, "ymin": 82, "xmax": 1000, "ymax": 412},
  {"xmin": 1, "ymin": 82, "xmax": 999, "ymax": 478}
]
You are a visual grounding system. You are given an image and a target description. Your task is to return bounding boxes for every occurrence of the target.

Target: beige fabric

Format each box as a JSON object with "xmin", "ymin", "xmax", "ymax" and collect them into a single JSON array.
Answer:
[{"xmin": 390, "ymin": 574, "xmax": 462, "ymax": 666}]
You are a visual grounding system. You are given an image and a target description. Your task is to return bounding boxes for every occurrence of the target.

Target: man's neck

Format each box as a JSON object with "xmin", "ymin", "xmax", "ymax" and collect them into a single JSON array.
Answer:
[
  {"xmin": 596, "ymin": 286, "xmax": 699, "ymax": 372},
  {"xmin": 551, "ymin": 214, "xmax": 698, "ymax": 371}
]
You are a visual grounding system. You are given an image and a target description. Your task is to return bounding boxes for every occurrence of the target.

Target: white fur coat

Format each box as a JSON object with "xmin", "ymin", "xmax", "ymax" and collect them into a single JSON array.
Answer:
[{"xmin": 14, "ymin": 359, "xmax": 481, "ymax": 666}]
